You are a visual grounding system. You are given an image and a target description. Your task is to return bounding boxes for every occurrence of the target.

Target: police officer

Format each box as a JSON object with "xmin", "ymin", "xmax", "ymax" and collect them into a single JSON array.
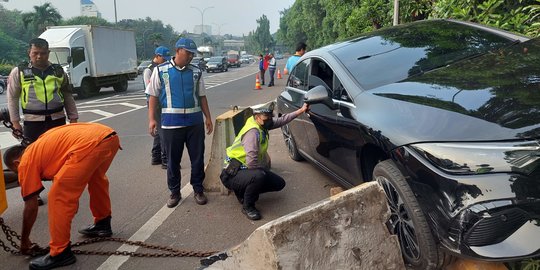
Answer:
[
  {"xmin": 144, "ymin": 46, "xmax": 171, "ymax": 168},
  {"xmin": 220, "ymin": 102, "xmax": 309, "ymax": 220},
  {"xmin": 146, "ymin": 38, "xmax": 213, "ymax": 208},
  {"xmin": 7, "ymin": 37, "xmax": 79, "ymax": 206}
]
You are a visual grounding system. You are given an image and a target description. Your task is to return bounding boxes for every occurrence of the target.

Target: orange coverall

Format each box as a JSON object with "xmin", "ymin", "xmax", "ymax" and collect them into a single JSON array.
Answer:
[{"xmin": 18, "ymin": 123, "xmax": 120, "ymax": 256}]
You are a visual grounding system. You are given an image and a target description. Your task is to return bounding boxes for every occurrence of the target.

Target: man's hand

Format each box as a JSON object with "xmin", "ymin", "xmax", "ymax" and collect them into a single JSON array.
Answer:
[
  {"xmin": 297, "ymin": 103, "xmax": 310, "ymax": 115},
  {"xmin": 21, "ymin": 195, "xmax": 39, "ymax": 255},
  {"xmin": 20, "ymin": 237, "xmax": 33, "ymax": 255},
  {"xmin": 205, "ymin": 118, "xmax": 213, "ymax": 135},
  {"xmin": 149, "ymin": 120, "xmax": 157, "ymax": 137}
]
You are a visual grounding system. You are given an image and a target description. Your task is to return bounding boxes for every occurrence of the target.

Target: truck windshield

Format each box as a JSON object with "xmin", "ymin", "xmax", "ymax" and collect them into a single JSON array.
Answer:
[{"xmin": 49, "ymin": 48, "xmax": 70, "ymax": 65}]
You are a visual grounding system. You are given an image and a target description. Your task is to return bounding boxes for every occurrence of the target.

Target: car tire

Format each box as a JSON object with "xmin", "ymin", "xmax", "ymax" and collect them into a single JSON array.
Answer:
[
  {"xmin": 113, "ymin": 78, "xmax": 128, "ymax": 92},
  {"xmin": 374, "ymin": 159, "xmax": 447, "ymax": 270},
  {"xmin": 281, "ymin": 124, "xmax": 303, "ymax": 161},
  {"xmin": 0, "ymin": 83, "xmax": 5, "ymax": 94},
  {"xmin": 78, "ymin": 78, "xmax": 96, "ymax": 98}
]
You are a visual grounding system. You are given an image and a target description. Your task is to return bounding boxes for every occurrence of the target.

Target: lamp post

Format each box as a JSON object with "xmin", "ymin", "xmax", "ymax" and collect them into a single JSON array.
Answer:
[
  {"xmin": 212, "ymin": 23, "xmax": 226, "ymax": 36},
  {"xmin": 142, "ymin": 29, "xmax": 152, "ymax": 59},
  {"xmin": 113, "ymin": 0, "xmax": 118, "ymax": 24},
  {"xmin": 190, "ymin": 6, "xmax": 214, "ymax": 35}
]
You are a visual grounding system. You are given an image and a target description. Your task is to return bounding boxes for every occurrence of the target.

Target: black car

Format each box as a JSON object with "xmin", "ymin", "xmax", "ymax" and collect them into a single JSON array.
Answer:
[
  {"xmin": 206, "ymin": 56, "xmax": 228, "ymax": 73},
  {"xmin": 277, "ymin": 19, "xmax": 540, "ymax": 269},
  {"xmin": 191, "ymin": 57, "xmax": 206, "ymax": 71}
]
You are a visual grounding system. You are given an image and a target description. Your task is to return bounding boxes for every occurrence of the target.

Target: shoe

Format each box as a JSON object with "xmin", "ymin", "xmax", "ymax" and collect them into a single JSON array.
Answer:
[
  {"xmin": 194, "ymin": 192, "xmax": 208, "ymax": 205},
  {"xmin": 167, "ymin": 193, "xmax": 181, "ymax": 208},
  {"xmin": 78, "ymin": 216, "xmax": 112, "ymax": 237},
  {"xmin": 29, "ymin": 245, "xmax": 76, "ymax": 270},
  {"xmin": 161, "ymin": 163, "xmax": 167, "ymax": 169},
  {"xmin": 37, "ymin": 196, "xmax": 45, "ymax": 206},
  {"xmin": 151, "ymin": 159, "xmax": 162, "ymax": 165},
  {"xmin": 242, "ymin": 206, "xmax": 261, "ymax": 220}
]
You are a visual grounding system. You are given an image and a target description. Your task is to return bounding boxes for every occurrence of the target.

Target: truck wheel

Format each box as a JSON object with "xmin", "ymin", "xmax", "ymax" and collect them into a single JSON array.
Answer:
[
  {"xmin": 78, "ymin": 78, "xmax": 96, "ymax": 98},
  {"xmin": 113, "ymin": 79, "xmax": 128, "ymax": 92}
]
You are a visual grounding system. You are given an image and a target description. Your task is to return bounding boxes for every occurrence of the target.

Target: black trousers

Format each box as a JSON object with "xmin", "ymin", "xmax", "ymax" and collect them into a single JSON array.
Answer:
[
  {"xmin": 222, "ymin": 168, "xmax": 285, "ymax": 207},
  {"xmin": 23, "ymin": 116, "xmax": 66, "ymax": 142}
]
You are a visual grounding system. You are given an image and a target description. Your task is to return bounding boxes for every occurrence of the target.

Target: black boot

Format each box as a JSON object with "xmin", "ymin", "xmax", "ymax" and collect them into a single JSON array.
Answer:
[
  {"xmin": 78, "ymin": 216, "xmax": 112, "ymax": 237},
  {"xmin": 29, "ymin": 245, "xmax": 76, "ymax": 270},
  {"xmin": 242, "ymin": 205, "xmax": 261, "ymax": 220}
]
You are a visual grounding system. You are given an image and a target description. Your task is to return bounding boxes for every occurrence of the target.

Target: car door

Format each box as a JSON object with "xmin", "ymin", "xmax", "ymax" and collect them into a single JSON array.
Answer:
[
  {"xmin": 303, "ymin": 58, "xmax": 364, "ymax": 186},
  {"xmin": 277, "ymin": 59, "xmax": 312, "ymax": 157}
]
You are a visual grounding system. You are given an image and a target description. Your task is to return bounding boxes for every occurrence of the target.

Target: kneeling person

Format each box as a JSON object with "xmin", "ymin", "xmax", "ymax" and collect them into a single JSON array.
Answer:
[
  {"xmin": 3, "ymin": 123, "xmax": 121, "ymax": 270},
  {"xmin": 220, "ymin": 102, "xmax": 308, "ymax": 220}
]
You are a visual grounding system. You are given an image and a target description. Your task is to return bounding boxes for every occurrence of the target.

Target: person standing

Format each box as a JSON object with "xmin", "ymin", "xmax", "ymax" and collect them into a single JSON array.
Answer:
[
  {"xmin": 143, "ymin": 46, "xmax": 171, "ymax": 169},
  {"xmin": 220, "ymin": 102, "xmax": 309, "ymax": 220},
  {"xmin": 258, "ymin": 54, "xmax": 266, "ymax": 85},
  {"xmin": 284, "ymin": 42, "xmax": 307, "ymax": 75},
  {"xmin": 7, "ymin": 37, "xmax": 79, "ymax": 206},
  {"xmin": 267, "ymin": 53, "xmax": 276, "ymax": 87},
  {"xmin": 146, "ymin": 38, "xmax": 213, "ymax": 208},
  {"xmin": 3, "ymin": 123, "xmax": 121, "ymax": 270}
]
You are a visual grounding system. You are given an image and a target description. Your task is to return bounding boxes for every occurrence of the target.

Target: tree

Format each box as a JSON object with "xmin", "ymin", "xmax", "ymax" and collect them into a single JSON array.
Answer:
[
  {"xmin": 62, "ymin": 16, "xmax": 112, "ymax": 27},
  {"xmin": 21, "ymin": 2, "xmax": 62, "ymax": 36},
  {"xmin": 251, "ymin": 15, "xmax": 274, "ymax": 53}
]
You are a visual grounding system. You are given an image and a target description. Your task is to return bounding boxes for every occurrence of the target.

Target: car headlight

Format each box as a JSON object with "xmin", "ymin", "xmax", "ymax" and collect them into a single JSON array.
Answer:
[{"xmin": 410, "ymin": 141, "xmax": 540, "ymax": 175}]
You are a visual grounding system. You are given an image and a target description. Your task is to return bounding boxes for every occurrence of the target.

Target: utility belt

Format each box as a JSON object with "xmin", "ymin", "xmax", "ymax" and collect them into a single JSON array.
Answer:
[
  {"xmin": 220, "ymin": 157, "xmax": 244, "ymax": 184},
  {"xmin": 23, "ymin": 106, "xmax": 64, "ymax": 115}
]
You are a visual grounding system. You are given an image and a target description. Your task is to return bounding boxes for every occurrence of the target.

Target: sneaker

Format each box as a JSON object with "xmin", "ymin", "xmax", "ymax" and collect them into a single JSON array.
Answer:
[
  {"xmin": 78, "ymin": 216, "xmax": 112, "ymax": 237},
  {"xmin": 167, "ymin": 193, "xmax": 181, "ymax": 208},
  {"xmin": 161, "ymin": 163, "xmax": 167, "ymax": 169},
  {"xmin": 151, "ymin": 157, "xmax": 162, "ymax": 165},
  {"xmin": 29, "ymin": 245, "xmax": 76, "ymax": 270},
  {"xmin": 194, "ymin": 192, "xmax": 208, "ymax": 205},
  {"xmin": 242, "ymin": 206, "xmax": 261, "ymax": 220}
]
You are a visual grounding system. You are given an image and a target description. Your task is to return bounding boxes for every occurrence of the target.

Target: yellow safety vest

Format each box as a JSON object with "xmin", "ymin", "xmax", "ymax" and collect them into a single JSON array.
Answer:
[
  {"xmin": 226, "ymin": 116, "xmax": 269, "ymax": 166},
  {"xmin": 19, "ymin": 65, "xmax": 65, "ymax": 115}
]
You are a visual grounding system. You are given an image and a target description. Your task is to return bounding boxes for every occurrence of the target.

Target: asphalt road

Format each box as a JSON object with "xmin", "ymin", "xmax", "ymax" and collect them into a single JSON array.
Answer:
[{"xmin": 0, "ymin": 60, "xmax": 337, "ymax": 269}]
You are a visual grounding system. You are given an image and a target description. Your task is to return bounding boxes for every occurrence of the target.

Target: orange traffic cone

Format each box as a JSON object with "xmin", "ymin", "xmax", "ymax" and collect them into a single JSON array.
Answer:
[
  {"xmin": 277, "ymin": 69, "xmax": 282, "ymax": 79},
  {"xmin": 254, "ymin": 74, "xmax": 262, "ymax": 90}
]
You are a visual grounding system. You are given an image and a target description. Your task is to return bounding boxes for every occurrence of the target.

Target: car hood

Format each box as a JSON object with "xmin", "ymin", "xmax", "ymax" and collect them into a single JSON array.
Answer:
[{"xmin": 357, "ymin": 37, "xmax": 540, "ymax": 145}]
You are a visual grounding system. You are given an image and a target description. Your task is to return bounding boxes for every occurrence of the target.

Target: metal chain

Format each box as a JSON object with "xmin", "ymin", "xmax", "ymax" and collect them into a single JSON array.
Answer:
[
  {"xmin": 0, "ymin": 218, "xmax": 217, "ymax": 258},
  {"xmin": 1, "ymin": 108, "xmax": 31, "ymax": 147}
]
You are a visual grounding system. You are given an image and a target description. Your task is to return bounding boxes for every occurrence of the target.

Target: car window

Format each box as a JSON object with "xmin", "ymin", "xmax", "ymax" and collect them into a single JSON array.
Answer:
[
  {"xmin": 309, "ymin": 59, "xmax": 333, "ymax": 91},
  {"xmin": 287, "ymin": 59, "xmax": 309, "ymax": 90},
  {"xmin": 333, "ymin": 76, "xmax": 352, "ymax": 103},
  {"xmin": 71, "ymin": 47, "xmax": 85, "ymax": 68}
]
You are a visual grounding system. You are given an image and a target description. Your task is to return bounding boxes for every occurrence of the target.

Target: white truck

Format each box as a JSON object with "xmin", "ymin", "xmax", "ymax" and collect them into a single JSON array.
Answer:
[{"xmin": 39, "ymin": 25, "xmax": 138, "ymax": 98}]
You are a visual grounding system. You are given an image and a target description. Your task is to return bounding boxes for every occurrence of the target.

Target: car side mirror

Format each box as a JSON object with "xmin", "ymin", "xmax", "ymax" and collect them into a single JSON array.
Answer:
[{"xmin": 304, "ymin": 85, "xmax": 337, "ymax": 109}]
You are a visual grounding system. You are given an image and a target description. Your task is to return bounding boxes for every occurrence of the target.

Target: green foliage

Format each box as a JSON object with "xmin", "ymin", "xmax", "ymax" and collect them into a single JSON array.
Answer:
[
  {"xmin": 247, "ymin": 15, "xmax": 274, "ymax": 54},
  {"xmin": 62, "ymin": 16, "xmax": 112, "ymax": 27},
  {"xmin": 21, "ymin": 2, "xmax": 62, "ymax": 36}
]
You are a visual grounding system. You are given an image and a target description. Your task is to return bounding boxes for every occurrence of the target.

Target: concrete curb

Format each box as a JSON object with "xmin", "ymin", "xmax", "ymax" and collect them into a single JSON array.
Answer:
[{"xmin": 205, "ymin": 182, "xmax": 405, "ymax": 270}]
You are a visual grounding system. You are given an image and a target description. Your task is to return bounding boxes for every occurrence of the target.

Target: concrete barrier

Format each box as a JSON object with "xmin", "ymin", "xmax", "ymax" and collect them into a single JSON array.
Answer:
[
  {"xmin": 203, "ymin": 107, "xmax": 253, "ymax": 194},
  {"xmin": 203, "ymin": 182, "xmax": 405, "ymax": 270}
]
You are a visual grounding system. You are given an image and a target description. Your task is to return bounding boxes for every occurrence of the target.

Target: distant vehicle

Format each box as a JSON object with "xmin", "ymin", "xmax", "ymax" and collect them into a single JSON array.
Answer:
[
  {"xmin": 206, "ymin": 56, "xmax": 228, "ymax": 73},
  {"xmin": 274, "ymin": 53, "xmax": 283, "ymax": 60},
  {"xmin": 137, "ymin": 60, "xmax": 152, "ymax": 75},
  {"xmin": 198, "ymin": 46, "xmax": 214, "ymax": 62},
  {"xmin": 0, "ymin": 75, "xmax": 7, "ymax": 94},
  {"xmin": 190, "ymin": 57, "xmax": 206, "ymax": 71},
  {"xmin": 240, "ymin": 55, "xmax": 252, "ymax": 64},
  {"xmin": 227, "ymin": 50, "xmax": 241, "ymax": 68},
  {"xmin": 40, "ymin": 25, "xmax": 138, "ymax": 98}
]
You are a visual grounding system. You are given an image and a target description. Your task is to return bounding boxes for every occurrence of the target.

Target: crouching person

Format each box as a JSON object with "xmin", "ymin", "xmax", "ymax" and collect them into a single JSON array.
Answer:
[
  {"xmin": 220, "ymin": 102, "xmax": 308, "ymax": 220},
  {"xmin": 3, "ymin": 123, "xmax": 121, "ymax": 270}
]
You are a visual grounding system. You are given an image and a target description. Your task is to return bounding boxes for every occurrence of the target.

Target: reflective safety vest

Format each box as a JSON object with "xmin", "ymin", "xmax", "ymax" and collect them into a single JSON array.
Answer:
[
  {"xmin": 226, "ymin": 116, "xmax": 269, "ymax": 166},
  {"xmin": 19, "ymin": 64, "xmax": 65, "ymax": 115},
  {"xmin": 156, "ymin": 62, "xmax": 203, "ymax": 128}
]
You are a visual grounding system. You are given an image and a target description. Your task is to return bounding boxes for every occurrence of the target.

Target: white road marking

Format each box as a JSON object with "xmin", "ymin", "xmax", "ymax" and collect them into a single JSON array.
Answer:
[
  {"xmin": 82, "ymin": 109, "xmax": 115, "ymax": 117},
  {"xmin": 97, "ymin": 185, "xmax": 194, "ymax": 270}
]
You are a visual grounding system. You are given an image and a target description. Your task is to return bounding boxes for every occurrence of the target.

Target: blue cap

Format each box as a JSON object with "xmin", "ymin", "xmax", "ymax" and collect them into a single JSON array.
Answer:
[
  {"xmin": 154, "ymin": 46, "xmax": 171, "ymax": 60},
  {"xmin": 175, "ymin": 38, "xmax": 198, "ymax": 54}
]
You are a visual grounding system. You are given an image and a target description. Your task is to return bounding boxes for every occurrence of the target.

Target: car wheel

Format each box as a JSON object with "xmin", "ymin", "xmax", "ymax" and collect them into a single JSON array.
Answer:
[
  {"xmin": 281, "ymin": 124, "xmax": 303, "ymax": 161},
  {"xmin": 78, "ymin": 78, "xmax": 96, "ymax": 98},
  {"xmin": 374, "ymin": 159, "xmax": 446, "ymax": 270},
  {"xmin": 113, "ymin": 78, "xmax": 128, "ymax": 92}
]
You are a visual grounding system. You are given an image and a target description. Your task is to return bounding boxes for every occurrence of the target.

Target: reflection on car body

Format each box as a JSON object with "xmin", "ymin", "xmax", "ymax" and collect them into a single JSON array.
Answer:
[{"xmin": 277, "ymin": 19, "xmax": 540, "ymax": 269}]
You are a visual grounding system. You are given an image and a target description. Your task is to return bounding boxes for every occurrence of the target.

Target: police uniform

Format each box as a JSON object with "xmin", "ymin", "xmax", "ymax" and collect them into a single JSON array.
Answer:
[
  {"xmin": 220, "ymin": 103, "xmax": 300, "ymax": 220},
  {"xmin": 7, "ymin": 62, "xmax": 78, "ymax": 142}
]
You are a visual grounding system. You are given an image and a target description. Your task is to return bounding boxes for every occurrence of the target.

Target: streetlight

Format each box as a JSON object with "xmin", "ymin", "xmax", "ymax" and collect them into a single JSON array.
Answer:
[
  {"xmin": 113, "ymin": 0, "xmax": 118, "ymax": 24},
  {"xmin": 142, "ymin": 29, "xmax": 152, "ymax": 59},
  {"xmin": 212, "ymin": 22, "xmax": 227, "ymax": 36},
  {"xmin": 190, "ymin": 6, "xmax": 214, "ymax": 35}
]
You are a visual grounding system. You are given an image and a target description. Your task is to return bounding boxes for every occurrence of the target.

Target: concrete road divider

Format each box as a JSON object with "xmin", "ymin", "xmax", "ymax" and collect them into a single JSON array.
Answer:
[{"xmin": 202, "ymin": 182, "xmax": 405, "ymax": 270}]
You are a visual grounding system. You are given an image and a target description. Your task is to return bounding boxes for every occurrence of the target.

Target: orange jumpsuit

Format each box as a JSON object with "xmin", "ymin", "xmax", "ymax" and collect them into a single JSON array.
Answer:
[{"xmin": 18, "ymin": 123, "xmax": 120, "ymax": 256}]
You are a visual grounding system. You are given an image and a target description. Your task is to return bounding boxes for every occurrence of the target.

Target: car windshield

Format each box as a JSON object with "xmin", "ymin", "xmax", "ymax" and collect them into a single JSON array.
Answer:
[
  {"xmin": 332, "ymin": 20, "xmax": 518, "ymax": 90},
  {"xmin": 209, "ymin": 57, "xmax": 222, "ymax": 62},
  {"xmin": 49, "ymin": 48, "xmax": 70, "ymax": 65}
]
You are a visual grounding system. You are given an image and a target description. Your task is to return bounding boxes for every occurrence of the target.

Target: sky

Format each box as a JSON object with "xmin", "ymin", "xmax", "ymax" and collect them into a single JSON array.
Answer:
[{"xmin": 2, "ymin": 0, "xmax": 296, "ymax": 36}]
